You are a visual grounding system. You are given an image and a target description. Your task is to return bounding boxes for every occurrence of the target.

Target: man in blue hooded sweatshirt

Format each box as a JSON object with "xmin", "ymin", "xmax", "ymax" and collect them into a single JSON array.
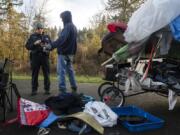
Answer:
[{"xmin": 46, "ymin": 11, "xmax": 77, "ymax": 93}]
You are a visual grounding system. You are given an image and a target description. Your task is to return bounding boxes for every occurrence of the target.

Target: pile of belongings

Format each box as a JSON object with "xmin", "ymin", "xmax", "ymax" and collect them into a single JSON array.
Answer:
[
  {"xmin": 102, "ymin": 0, "xmax": 180, "ymax": 65},
  {"xmin": 12, "ymin": 93, "xmax": 121, "ymax": 135},
  {"xmin": 100, "ymin": 0, "xmax": 180, "ymax": 111}
]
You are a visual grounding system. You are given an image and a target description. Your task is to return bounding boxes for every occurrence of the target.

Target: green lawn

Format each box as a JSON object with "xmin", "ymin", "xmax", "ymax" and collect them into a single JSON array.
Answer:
[{"xmin": 12, "ymin": 74, "xmax": 103, "ymax": 83}]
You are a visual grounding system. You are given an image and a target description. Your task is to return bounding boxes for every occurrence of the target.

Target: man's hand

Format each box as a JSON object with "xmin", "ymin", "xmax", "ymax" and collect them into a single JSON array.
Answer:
[
  {"xmin": 43, "ymin": 44, "xmax": 52, "ymax": 53},
  {"xmin": 44, "ymin": 44, "xmax": 52, "ymax": 50},
  {"xmin": 43, "ymin": 47, "xmax": 50, "ymax": 53},
  {"xmin": 34, "ymin": 40, "xmax": 41, "ymax": 45}
]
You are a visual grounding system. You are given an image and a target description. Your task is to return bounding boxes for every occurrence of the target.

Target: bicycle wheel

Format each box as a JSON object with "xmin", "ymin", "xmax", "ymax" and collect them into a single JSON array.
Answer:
[
  {"xmin": 101, "ymin": 86, "xmax": 125, "ymax": 107},
  {"xmin": 97, "ymin": 82, "xmax": 113, "ymax": 97}
]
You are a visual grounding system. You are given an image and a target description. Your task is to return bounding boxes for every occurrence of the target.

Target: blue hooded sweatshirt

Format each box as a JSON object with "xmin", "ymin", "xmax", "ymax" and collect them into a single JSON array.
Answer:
[{"xmin": 51, "ymin": 11, "xmax": 77, "ymax": 55}]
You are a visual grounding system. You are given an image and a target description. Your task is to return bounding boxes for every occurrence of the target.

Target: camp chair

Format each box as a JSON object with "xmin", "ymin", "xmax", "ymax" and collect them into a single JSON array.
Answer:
[{"xmin": 0, "ymin": 58, "xmax": 20, "ymax": 122}]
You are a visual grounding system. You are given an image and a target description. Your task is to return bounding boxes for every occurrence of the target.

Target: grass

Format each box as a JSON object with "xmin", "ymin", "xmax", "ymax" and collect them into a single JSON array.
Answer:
[{"xmin": 12, "ymin": 74, "xmax": 103, "ymax": 83}]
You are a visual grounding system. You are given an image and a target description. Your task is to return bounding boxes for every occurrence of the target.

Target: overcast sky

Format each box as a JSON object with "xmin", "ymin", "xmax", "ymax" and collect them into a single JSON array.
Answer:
[{"xmin": 21, "ymin": 0, "xmax": 107, "ymax": 30}]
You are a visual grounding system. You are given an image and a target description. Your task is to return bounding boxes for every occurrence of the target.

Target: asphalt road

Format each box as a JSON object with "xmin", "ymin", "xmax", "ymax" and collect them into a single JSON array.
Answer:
[{"xmin": 1, "ymin": 80, "xmax": 180, "ymax": 135}]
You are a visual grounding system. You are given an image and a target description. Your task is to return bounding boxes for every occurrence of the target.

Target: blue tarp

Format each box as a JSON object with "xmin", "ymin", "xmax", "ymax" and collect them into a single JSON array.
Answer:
[
  {"xmin": 170, "ymin": 15, "xmax": 180, "ymax": 41},
  {"xmin": 38, "ymin": 112, "xmax": 59, "ymax": 128}
]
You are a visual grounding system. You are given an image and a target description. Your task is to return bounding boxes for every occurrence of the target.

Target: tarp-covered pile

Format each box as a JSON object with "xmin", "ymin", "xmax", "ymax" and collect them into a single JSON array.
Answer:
[
  {"xmin": 112, "ymin": 0, "xmax": 180, "ymax": 62},
  {"xmin": 16, "ymin": 95, "xmax": 105, "ymax": 135},
  {"xmin": 124, "ymin": 0, "xmax": 180, "ymax": 43},
  {"xmin": 101, "ymin": 0, "xmax": 180, "ymax": 110}
]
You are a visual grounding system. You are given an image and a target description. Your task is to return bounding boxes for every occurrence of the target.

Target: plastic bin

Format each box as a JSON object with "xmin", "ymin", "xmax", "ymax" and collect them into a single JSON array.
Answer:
[{"xmin": 112, "ymin": 106, "xmax": 164, "ymax": 132}]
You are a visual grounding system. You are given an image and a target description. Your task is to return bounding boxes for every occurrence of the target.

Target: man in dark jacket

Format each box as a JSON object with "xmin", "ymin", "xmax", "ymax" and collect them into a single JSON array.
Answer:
[
  {"xmin": 26, "ymin": 23, "xmax": 51, "ymax": 96},
  {"xmin": 45, "ymin": 11, "xmax": 77, "ymax": 93}
]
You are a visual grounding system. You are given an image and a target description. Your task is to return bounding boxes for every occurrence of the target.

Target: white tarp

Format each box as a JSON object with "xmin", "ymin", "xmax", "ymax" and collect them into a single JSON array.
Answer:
[
  {"xmin": 168, "ymin": 90, "xmax": 177, "ymax": 110},
  {"xmin": 124, "ymin": 0, "xmax": 180, "ymax": 43}
]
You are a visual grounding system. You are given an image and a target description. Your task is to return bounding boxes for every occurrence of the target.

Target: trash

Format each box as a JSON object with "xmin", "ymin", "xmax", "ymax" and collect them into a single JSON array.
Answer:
[
  {"xmin": 84, "ymin": 101, "xmax": 118, "ymax": 127},
  {"xmin": 57, "ymin": 122, "xmax": 67, "ymax": 129},
  {"xmin": 78, "ymin": 124, "xmax": 89, "ymax": 135},
  {"xmin": 37, "ymin": 128, "xmax": 50, "ymax": 135},
  {"xmin": 60, "ymin": 112, "xmax": 104, "ymax": 134},
  {"xmin": 67, "ymin": 122, "xmax": 91, "ymax": 135},
  {"xmin": 81, "ymin": 95, "xmax": 95, "ymax": 104},
  {"xmin": 168, "ymin": 90, "xmax": 178, "ymax": 110}
]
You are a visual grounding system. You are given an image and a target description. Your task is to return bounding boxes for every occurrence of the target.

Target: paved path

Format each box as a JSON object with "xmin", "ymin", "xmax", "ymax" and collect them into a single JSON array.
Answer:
[{"xmin": 1, "ymin": 80, "xmax": 180, "ymax": 135}]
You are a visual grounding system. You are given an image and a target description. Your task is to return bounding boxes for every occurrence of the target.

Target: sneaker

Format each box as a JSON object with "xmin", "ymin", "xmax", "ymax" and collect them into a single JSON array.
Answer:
[
  {"xmin": 44, "ymin": 91, "xmax": 51, "ymax": 95},
  {"xmin": 31, "ymin": 91, "xmax": 37, "ymax": 96}
]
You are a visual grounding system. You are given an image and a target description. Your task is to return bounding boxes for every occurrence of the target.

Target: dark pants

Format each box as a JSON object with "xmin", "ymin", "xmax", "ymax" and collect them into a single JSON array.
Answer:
[{"xmin": 31, "ymin": 53, "xmax": 50, "ymax": 92}]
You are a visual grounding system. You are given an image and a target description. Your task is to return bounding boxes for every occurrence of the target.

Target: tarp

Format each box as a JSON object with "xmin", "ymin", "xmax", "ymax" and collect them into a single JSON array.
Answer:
[
  {"xmin": 18, "ymin": 98, "xmax": 50, "ymax": 126},
  {"xmin": 170, "ymin": 15, "xmax": 180, "ymax": 41},
  {"xmin": 38, "ymin": 112, "xmax": 59, "ymax": 128},
  {"xmin": 60, "ymin": 112, "xmax": 104, "ymax": 134},
  {"xmin": 124, "ymin": 0, "xmax": 180, "ymax": 43}
]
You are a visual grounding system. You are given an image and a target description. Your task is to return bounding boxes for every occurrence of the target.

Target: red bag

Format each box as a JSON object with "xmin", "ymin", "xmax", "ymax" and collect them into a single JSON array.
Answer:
[{"xmin": 107, "ymin": 22, "xmax": 127, "ymax": 33}]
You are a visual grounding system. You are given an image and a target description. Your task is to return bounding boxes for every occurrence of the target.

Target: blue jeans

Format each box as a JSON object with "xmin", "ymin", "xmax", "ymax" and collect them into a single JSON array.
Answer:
[{"xmin": 57, "ymin": 55, "xmax": 77, "ymax": 92}]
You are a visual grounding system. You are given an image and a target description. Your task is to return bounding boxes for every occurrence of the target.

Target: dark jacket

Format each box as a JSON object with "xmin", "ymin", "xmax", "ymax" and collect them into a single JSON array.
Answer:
[
  {"xmin": 45, "ymin": 92, "xmax": 84, "ymax": 115},
  {"xmin": 51, "ymin": 11, "xmax": 77, "ymax": 55},
  {"xmin": 26, "ymin": 33, "xmax": 51, "ymax": 55}
]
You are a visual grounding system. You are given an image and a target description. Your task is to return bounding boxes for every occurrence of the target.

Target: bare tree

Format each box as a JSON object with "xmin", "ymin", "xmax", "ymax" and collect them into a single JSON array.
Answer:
[{"xmin": 22, "ymin": 0, "xmax": 50, "ymax": 62}]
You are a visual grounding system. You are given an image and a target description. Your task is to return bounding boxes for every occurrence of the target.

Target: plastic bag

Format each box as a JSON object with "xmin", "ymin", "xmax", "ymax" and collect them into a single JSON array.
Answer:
[
  {"xmin": 168, "ymin": 89, "xmax": 177, "ymax": 110},
  {"xmin": 125, "ymin": 72, "xmax": 142, "ymax": 93},
  {"xmin": 83, "ymin": 101, "xmax": 118, "ymax": 127},
  {"xmin": 124, "ymin": 0, "xmax": 180, "ymax": 43}
]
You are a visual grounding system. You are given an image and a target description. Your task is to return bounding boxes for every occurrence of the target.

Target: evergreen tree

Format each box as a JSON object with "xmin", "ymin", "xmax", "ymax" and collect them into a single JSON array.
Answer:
[
  {"xmin": 0, "ymin": 0, "xmax": 23, "ymax": 19},
  {"xmin": 0, "ymin": 0, "xmax": 23, "ymax": 60},
  {"xmin": 106, "ymin": 0, "xmax": 144, "ymax": 22}
]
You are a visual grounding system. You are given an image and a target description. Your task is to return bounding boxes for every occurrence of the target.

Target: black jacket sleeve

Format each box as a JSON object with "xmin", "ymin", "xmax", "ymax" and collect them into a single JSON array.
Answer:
[
  {"xmin": 25, "ymin": 35, "xmax": 36, "ymax": 50},
  {"xmin": 43, "ymin": 35, "xmax": 52, "ymax": 44}
]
